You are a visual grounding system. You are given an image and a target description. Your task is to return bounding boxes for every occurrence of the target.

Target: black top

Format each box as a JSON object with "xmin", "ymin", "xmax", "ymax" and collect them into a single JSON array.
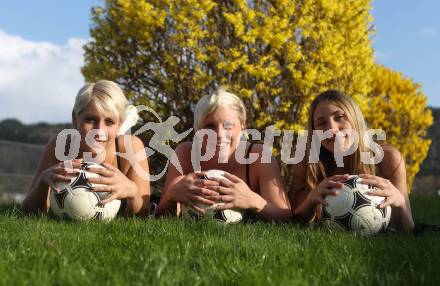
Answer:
[
  {"xmin": 243, "ymin": 143, "xmax": 259, "ymax": 221},
  {"xmin": 245, "ymin": 143, "xmax": 254, "ymax": 188},
  {"xmin": 115, "ymin": 138, "xmax": 127, "ymax": 215},
  {"xmin": 115, "ymin": 137, "xmax": 122, "ymax": 170}
]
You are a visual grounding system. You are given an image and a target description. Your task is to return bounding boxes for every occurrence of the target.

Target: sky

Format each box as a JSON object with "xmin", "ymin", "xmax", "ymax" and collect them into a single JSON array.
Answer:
[
  {"xmin": 371, "ymin": 0, "xmax": 440, "ymax": 108},
  {"xmin": 0, "ymin": 0, "xmax": 439, "ymax": 123}
]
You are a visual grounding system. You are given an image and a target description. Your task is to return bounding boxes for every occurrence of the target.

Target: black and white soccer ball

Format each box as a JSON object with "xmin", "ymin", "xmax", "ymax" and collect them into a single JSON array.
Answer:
[
  {"xmin": 320, "ymin": 175, "xmax": 391, "ymax": 235},
  {"xmin": 181, "ymin": 169, "xmax": 243, "ymax": 224},
  {"xmin": 49, "ymin": 162, "xmax": 121, "ymax": 221}
]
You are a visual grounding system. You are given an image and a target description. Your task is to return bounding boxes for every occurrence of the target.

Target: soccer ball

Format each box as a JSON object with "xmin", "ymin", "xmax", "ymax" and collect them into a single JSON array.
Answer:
[
  {"xmin": 49, "ymin": 162, "xmax": 121, "ymax": 221},
  {"xmin": 320, "ymin": 175, "xmax": 391, "ymax": 235},
  {"xmin": 181, "ymin": 169, "xmax": 243, "ymax": 224}
]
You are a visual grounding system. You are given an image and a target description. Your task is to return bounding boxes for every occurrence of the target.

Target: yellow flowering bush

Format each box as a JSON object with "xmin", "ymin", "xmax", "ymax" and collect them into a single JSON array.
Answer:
[
  {"xmin": 82, "ymin": 0, "xmax": 432, "ymax": 190},
  {"xmin": 366, "ymin": 64, "xmax": 433, "ymax": 190},
  {"xmin": 83, "ymin": 0, "xmax": 373, "ymax": 130}
]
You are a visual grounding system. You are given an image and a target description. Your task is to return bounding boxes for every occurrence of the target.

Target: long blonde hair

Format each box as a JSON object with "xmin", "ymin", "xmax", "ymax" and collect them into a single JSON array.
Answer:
[{"xmin": 305, "ymin": 90, "xmax": 375, "ymax": 193}]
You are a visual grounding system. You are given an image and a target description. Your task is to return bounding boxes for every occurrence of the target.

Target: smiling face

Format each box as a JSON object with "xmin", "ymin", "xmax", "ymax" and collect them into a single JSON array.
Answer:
[
  {"xmin": 200, "ymin": 107, "xmax": 244, "ymax": 160},
  {"xmin": 73, "ymin": 102, "xmax": 121, "ymax": 155},
  {"xmin": 313, "ymin": 100, "xmax": 354, "ymax": 153}
]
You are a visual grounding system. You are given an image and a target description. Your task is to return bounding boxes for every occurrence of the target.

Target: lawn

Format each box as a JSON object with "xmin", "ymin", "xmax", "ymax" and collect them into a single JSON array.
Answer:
[{"xmin": 0, "ymin": 195, "xmax": 439, "ymax": 286}]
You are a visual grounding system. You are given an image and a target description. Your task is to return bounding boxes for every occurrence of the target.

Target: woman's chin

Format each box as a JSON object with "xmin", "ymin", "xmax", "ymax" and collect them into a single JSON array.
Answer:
[
  {"xmin": 322, "ymin": 143, "xmax": 334, "ymax": 153},
  {"xmin": 213, "ymin": 150, "xmax": 235, "ymax": 163},
  {"xmin": 80, "ymin": 146, "xmax": 107, "ymax": 159}
]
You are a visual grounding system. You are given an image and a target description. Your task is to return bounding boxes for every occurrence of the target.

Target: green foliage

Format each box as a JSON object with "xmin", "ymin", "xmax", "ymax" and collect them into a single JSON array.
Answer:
[
  {"xmin": 83, "ymin": 0, "xmax": 374, "ymax": 132},
  {"xmin": 0, "ymin": 118, "xmax": 70, "ymax": 145},
  {"xmin": 0, "ymin": 196, "xmax": 439, "ymax": 285},
  {"xmin": 82, "ymin": 0, "xmax": 432, "ymax": 191},
  {"xmin": 366, "ymin": 65, "xmax": 433, "ymax": 190},
  {"xmin": 82, "ymin": 0, "xmax": 376, "ymax": 187}
]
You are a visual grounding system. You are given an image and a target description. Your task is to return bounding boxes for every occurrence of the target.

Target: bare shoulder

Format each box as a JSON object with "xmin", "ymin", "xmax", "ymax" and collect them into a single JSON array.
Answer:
[
  {"xmin": 379, "ymin": 144, "xmax": 405, "ymax": 178},
  {"xmin": 117, "ymin": 135, "xmax": 145, "ymax": 153},
  {"xmin": 249, "ymin": 144, "xmax": 288, "ymax": 207},
  {"xmin": 46, "ymin": 134, "xmax": 57, "ymax": 149},
  {"xmin": 250, "ymin": 143, "xmax": 280, "ymax": 173},
  {"xmin": 174, "ymin": 141, "xmax": 193, "ymax": 156},
  {"xmin": 42, "ymin": 134, "xmax": 60, "ymax": 163},
  {"xmin": 248, "ymin": 143, "xmax": 276, "ymax": 163},
  {"xmin": 30, "ymin": 134, "xmax": 59, "ymax": 185},
  {"xmin": 115, "ymin": 135, "xmax": 148, "ymax": 175},
  {"xmin": 291, "ymin": 160, "xmax": 307, "ymax": 179},
  {"xmin": 172, "ymin": 142, "xmax": 193, "ymax": 173},
  {"xmin": 381, "ymin": 144, "xmax": 404, "ymax": 168}
]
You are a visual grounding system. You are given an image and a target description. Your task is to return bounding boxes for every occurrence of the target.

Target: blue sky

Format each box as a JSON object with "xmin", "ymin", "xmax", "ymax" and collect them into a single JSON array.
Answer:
[
  {"xmin": 0, "ymin": 0, "xmax": 100, "ymax": 44},
  {"xmin": 372, "ymin": 0, "xmax": 440, "ymax": 108},
  {"xmin": 0, "ymin": 0, "xmax": 439, "ymax": 123}
]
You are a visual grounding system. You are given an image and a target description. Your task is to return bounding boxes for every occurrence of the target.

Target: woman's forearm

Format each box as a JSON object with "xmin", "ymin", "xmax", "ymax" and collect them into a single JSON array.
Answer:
[
  {"xmin": 22, "ymin": 177, "xmax": 50, "ymax": 214},
  {"xmin": 393, "ymin": 206, "xmax": 415, "ymax": 233},
  {"xmin": 125, "ymin": 191, "xmax": 146, "ymax": 216},
  {"xmin": 292, "ymin": 196, "xmax": 318, "ymax": 223},
  {"xmin": 155, "ymin": 188, "xmax": 177, "ymax": 217},
  {"xmin": 252, "ymin": 195, "xmax": 292, "ymax": 222}
]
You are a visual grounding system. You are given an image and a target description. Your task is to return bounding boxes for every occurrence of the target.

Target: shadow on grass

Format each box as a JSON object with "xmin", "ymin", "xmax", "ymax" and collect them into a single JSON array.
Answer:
[
  {"xmin": 358, "ymin": 232, "xmax": 439, "ymax": 285},
  {"xmin": 0, "ymin": 203, "xmax": 24, "ymax": 217},
  {"xmin": 0, "ymin": 196, "xmax": 439, "ymax": 285},
  {"xmin": 0, "ymin": 203, "xmax": 61, "ymax": 221},
  {"xmin": 410, "ymin": 194, "xmax": 440, "ymax": 224},
  {"xmin": 340, "ymin": 195, "xmax": 440, "ymax": 285},
  {"xmin": 1, "ymin": 194, "xmax": 439, "ymax": 223}
]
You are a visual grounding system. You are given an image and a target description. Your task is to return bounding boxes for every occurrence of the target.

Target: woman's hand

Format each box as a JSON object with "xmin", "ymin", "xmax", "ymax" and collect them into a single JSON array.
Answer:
[
  {"xmin": 87, "ymin": 162, "xmax": 139, "ymax": 204},
  {"xmin": 206, "ymin": 172, "xmax": 266, "ymax": 211},
  {"xmin": 169, "ymin": 172, "xmax": 220, "ymax": 214},
  {"xmin": 307, "ymin": 174, "xmax": 350, "ymax": 206},
  {"xmin": 359, "ymin": 174, "xmax": 405, "ymax": 209},
  {"xmin": 41, "ymin": 159, "xmax": 83, "ymax": 192}
]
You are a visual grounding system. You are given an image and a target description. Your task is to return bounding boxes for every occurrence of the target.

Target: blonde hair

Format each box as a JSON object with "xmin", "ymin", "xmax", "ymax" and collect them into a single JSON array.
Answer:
[
  {"xmin": 305, "ymin": 90, "xmax": 375, "ymax": 193},
  {"xmin": 72, "ymin": 80, "xmax": 129, "ymax": 123},
  {"xmin": 194, "ymin": 87, "xmax": 247, "ymax": 131}
]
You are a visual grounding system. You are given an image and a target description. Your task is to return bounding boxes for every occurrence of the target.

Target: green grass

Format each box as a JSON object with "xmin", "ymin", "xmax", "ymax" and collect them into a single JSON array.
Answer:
[{"xmin": 0, "ymin": 196, "xmax": 439, "ymax": 286}]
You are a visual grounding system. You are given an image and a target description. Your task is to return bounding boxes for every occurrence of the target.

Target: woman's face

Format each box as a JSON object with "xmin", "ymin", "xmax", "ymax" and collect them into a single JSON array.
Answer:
[
  {"xmin": 313, "ymin": 101, "xmax": 354, "ymax": 153},
  {"xmin": 200, "ymin": 107, "xmax": 244, "ymax": 160},
  {"xmin": 73, "ymin": 103, "xmax": 121, "ymax": 155}
]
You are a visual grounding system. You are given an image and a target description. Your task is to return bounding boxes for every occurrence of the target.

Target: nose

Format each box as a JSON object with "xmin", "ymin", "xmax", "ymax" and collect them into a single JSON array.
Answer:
[
  {"xmin": 93, "ymin": 121, "xmax": 108, "ymax": 139},
  {"xmin": 327, "ymin": 119, "xmax": 340, "ymax": 134},
  {"xmin": 218, "ymin": 125, "xmax": 233, "ymax": 139},
  {"xmin": 92, "ymin": 120, "xmax": 105, "ymax": 130},
  {"xmin": 91, "ymin": 120, "xmax": 101, "ymax": 129},
  {"xmin": 216, "ymin": 125, "xmax": 225, "ymax": 139}
]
